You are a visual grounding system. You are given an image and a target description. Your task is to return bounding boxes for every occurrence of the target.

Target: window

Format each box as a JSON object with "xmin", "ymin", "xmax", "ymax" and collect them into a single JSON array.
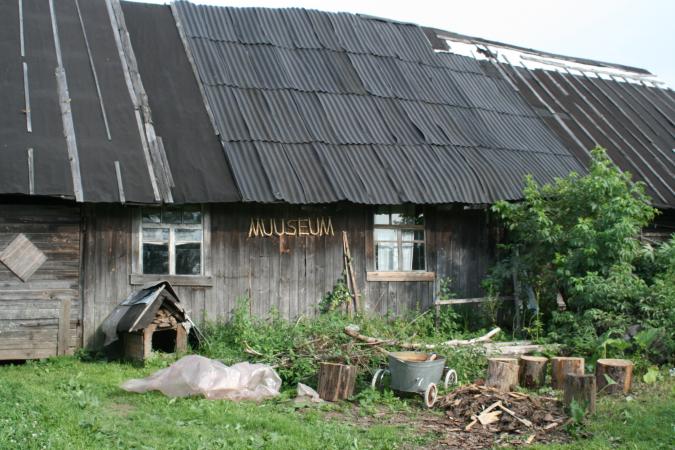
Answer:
[
  {"xmin": 140, "ymin": 206, "xmax": 203, "ymax": 275},
  {"xmin": 373, "ymin": 206, "xmax": 425, "ymax": 271}
]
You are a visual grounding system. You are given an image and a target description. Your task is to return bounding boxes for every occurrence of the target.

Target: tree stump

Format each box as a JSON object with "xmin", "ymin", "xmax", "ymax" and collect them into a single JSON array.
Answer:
[
  {"xmin": 519, "ymin": 356, "xmax": 548, "ymax": 388},
  {"xmin": 551, "ymin": 357, "xmax": 584, "ymax": 389},
  {"xmin": 596, "ymin": 359, "xmax": 634, "ymax": 394},
  {"xmin": 317, "ymin": 362, "xmax": 357, "ymax": 401},
  {"xmin": 486, "ymin": 357, "xmax": 519, "ymax": 392},
  {"xmin": 563, "ymin": 373, "xmax": 596, "ymax": 414}
]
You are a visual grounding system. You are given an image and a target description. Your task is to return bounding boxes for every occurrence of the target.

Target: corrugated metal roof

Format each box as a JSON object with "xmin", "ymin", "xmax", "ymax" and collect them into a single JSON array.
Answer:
[
  {"xmin": 173, "ymin": 2, "xmax": 584, "ymax": 204},
  {"xmin": 497, "ymin": 63, "xmax": 675, "ymax": 208}
]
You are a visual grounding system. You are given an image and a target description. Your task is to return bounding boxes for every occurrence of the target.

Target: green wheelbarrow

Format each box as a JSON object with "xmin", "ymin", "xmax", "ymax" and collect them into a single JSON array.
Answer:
[{"xmin": 371, "ymin": 352, "xmax": 458, "ymax": 408}]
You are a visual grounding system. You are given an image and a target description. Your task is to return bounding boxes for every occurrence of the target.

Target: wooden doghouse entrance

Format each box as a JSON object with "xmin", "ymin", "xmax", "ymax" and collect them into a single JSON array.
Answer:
[
  {"xmin": 122, "ymin": 309, "xmax": 188, "ymax": 361},
  {"xmin": 101, "ymin": 281, "xmax": 193, "ymax": 362}
]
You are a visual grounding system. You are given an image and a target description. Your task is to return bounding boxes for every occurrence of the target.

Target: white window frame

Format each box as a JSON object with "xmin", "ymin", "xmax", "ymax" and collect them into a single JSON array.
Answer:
[
  {"xmin": 131, "ymin": 205, "xmax": 211, "ymax": 282},
  {"xmin": 373, "ymin": 207, "xmax": 426, "ymax": 272}
]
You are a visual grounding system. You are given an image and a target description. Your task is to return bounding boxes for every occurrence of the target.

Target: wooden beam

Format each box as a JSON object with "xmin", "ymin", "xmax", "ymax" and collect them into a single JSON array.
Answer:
[
  {"xmin": 114, "ymin": 161, "xmax": 125, "ymax": 204},
  {"xmin": 74, "ymin": 0, "xmax": 111, "ymax": 141},
  {"xmin": 435, "ymin": 296, "xmax": 512, "ymax": 305},
  {"xmin": 129, "ymin": 274, "xmax": 213, "ymax": 287},
  {"xmin": 22, "ymin": 62, "xmax": 31, "ymax": 133},
  {"xmin": 57, "ymin": 298, "xmax": 71, "ymax": 355},
  {"xmin": 366, "ymin": 271, "xmax": 435, "ymax": 282}
]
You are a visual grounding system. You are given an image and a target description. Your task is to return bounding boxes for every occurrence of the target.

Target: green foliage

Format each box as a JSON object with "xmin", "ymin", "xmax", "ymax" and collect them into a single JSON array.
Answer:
[
  {"xmin": 487, "ymin": 147, "xmax": 673, "ymax": 366},
  {"xmin": 319, "ymin": 276, "xmax": 352, "ymax": 313}
]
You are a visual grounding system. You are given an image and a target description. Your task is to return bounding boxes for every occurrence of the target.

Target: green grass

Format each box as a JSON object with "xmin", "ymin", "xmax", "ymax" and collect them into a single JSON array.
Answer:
[
  {"xmin": 0, "ymin": 355, "xmax": 672, "ymax": 450},
  {"xmin": 535, "ymin": 377, "xmax": 675, "ymax": 450},
  {"xmin": 0, "ymin": 356, "xmax": 423, "ymax": 450}
]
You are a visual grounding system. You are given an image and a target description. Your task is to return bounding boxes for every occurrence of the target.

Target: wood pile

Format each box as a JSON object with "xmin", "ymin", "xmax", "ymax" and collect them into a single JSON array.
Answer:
[
  {"xmin": 152, "ymin": 308, "xmax": 178, "ymax": 329},
  {"xmin": 435, "ymin": 384, "xmax": 569, "ymax": 447}
]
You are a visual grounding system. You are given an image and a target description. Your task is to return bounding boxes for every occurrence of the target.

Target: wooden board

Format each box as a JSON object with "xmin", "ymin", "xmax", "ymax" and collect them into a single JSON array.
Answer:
[{"xmin": 0, "ymin": 233, "xmax": 47, "ymax": 281}]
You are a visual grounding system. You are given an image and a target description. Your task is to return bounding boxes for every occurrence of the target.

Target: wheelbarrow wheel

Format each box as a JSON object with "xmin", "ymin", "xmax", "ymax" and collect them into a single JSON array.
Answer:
[
  {"xmin": 443, "ymin": 369, "xmax": 458, "ymax": 390},
  {"xmin": 371, "ymin": 369, "xmax": 386, "ymax": 390},
  {"xmin": 424, "ymin": 383, "xmax": 438, "ymax": 408}
]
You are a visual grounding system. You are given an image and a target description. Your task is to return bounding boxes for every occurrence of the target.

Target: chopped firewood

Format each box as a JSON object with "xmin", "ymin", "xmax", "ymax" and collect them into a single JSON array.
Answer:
[
  {"xmin": 544, "ymin": 422, "xmax": 560, "ymax": 430},
  {"xmin": 478, "ymin": 410, "xmax": 502, "ymax": 425},
  {"xmin": 437, "ymin": 383, "xmax": 567, "ymax": 446},
  {"xmin": 465, "ymin": 417, "xmax": 478, "ymax": 431}
]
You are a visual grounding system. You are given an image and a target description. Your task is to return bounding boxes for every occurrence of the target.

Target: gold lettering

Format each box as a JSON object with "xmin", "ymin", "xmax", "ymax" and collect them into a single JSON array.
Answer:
[
  {"xmin": 286, "ymin": 219, "xmax": 297, "ymax": 236},
  {"xmin": 261, "ymin": 218, "xmax": 273, "ymax": 237},
  {"xmin": 273, "ymin": 218, "xmax": 285, "ymax": 236},
  {"xmin": 308, "ymin": 217, "xmax": 320, "ymax": 236},
  {"xmin": 298, "ymin": 218, "xmax": 309, "ymax": 236},
  {"xmin": 248, "ymin": 218, "xmax": 264, "ymax": 237},
  {"xmin": 320, "ymin": 217, "xmax": 334, "ymax": 236}
]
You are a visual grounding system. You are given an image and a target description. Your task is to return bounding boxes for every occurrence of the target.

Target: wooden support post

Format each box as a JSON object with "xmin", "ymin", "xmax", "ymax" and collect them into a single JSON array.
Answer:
[
  {"xmin": 519, "ymin": 356, "xmax": 548, "ymax": 388},
  {"xmin": 596, "ymin": 359, "xmax": 633, "ymax": 394},
  {"xmin": 57, "ymin": 299, "xmax": 71, "ymax": 356},
  {"xmin": 563, "ymin": 374, "xmax": 596, "ymax": 414},
  {"xmin": 486, "ymin": 357, "xmax": 519, "ymax": 392},
  {"xmin": 317, "ymin": 362, "xmax": 357, "ymax": 402},
  {"xmin": 551, "ymin": 357, "xmax": 584, "ymax": 389},
  {"xmin": 175, "ymin": 324, "xmax": 188, "ymax": 353}
]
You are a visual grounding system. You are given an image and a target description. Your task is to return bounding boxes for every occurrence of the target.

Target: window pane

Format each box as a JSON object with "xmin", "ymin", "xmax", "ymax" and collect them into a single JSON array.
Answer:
[
  {"xmin": 402, "ymin": 229, "xmax": 424, "ymax": 241},
  {"xmin": 142, "ymin": 227, "xmax": 168, "ymax": 242},
  {"xmin": 143, "ymin": 243, "xmax": 169, "ymax": 274},
  {"xmin": 175, "ymin": 228, "xmax": 202, "ymax": 242},
  {"xmin": 176, "ymin": 243, "xmax": 201, "ymax": 275},
  {"xmin": 374, "ymin": 228, "xmax": 396, "ymax": 242},
  {"xmin": 183, "ymin": 207, "xmax": 202, "ymax": 224},
  {"xmin": 162, "ymin": 206, "xmax": 182, "ymax": 224},
  {"xmin": 413, "ymin": 243, "xmax": 425, "ymax": 270},
  {"xmin": 142, "ymin": 208, "xmax": 161, "ymax": 224},
  {"xmin": 374, "ymin": 213, "xmax": 389, "ymax": 225},
  {"xmin": 401, "ymin": 243, "xmax": 425, "ymax": 271},
  {"xmin": 375, "ymin": 242, "xmax": 397, "ymax": 271},
  {"xmin": 395, "ymin": 208, "xmax": 424, "ymax": 225}
]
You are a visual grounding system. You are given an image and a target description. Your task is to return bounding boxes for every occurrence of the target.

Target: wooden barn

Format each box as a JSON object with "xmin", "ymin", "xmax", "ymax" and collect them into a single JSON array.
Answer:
[{"xmin": 0, "ymin": 0, "xmax": 673, "ymax": 360}]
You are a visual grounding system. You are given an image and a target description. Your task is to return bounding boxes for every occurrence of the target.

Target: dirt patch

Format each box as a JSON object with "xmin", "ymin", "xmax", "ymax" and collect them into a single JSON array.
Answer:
[{"xmin": 309, "ymin": 386, "xmax": 572, "ymax": 449}]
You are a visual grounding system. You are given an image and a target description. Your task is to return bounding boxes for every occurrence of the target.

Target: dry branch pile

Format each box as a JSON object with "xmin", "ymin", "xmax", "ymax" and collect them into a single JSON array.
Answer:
[{"xmin": 433, "ymin": 384, "xmax": 569, "ymax": 448}]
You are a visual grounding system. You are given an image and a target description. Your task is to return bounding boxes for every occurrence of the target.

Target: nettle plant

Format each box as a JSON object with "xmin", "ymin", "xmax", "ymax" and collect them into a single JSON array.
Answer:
[{"xmin": 487, "ymin": 148, "xmax": 673, "ymax": 363}]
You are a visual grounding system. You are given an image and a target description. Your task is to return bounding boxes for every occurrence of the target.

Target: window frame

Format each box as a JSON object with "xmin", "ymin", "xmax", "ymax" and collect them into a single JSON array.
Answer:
[
  {"xmin": 131, "ymin": 205, "xmax": 212, "ymax": 286},
  {"xmin": 368, "ymin": 206, "xmax": 434, "ymax": 281}
]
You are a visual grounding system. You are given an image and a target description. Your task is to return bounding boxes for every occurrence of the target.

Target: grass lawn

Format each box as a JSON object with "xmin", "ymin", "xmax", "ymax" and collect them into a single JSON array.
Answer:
[{"xmin": 0, "ymin": 355, "xmax": 672, "ymax": 449}]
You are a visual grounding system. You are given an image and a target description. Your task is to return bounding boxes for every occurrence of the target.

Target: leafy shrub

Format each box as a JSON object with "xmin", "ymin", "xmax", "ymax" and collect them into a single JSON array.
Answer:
[
  {"xmin": 486, "ymin": 147, "xmax": 673, "ymax": 366},
  {"xmin": 199, "ymin": 298, "xmax": 488, "ymax": 388}
]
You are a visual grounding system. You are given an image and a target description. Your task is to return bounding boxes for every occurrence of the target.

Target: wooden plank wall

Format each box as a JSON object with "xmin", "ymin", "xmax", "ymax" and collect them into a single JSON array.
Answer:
[
  {"xmin": 82, "ymin": 204, "xmax": 497, "ymax": 348},
  {"xmin": 0, "ymin": 204, "xmax": 81, "ymax": 359}
]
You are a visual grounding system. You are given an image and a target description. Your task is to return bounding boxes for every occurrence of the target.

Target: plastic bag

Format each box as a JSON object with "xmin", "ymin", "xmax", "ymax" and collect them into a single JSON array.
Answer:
[
  {"xmin": 295, "ymin": 383, "xmax": 323, "ymax": 403},
  {"xmin": 121, "ymin": 355, "xmax": 281, "ymax": 401}
]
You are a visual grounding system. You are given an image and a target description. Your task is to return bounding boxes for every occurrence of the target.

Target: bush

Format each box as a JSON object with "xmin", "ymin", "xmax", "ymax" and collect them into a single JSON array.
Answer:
[
  {"xmin": 198, "ymin": 298, "xmax": 487, "ymax": 388},
  {"xmin": 486, "ymin": 147, "xmax": 674, "ymax": 366}
]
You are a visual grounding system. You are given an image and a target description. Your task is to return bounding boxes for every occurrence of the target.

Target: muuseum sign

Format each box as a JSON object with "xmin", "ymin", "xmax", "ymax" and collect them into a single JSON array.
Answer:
[{"xmin": 248, "ymin": 217, "xmax": 335, "ymax": 237}]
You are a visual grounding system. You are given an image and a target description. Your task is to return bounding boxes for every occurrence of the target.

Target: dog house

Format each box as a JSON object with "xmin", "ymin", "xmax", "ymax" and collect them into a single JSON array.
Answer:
[{"xmin": 101, "ymin": 282, "xmax": 192, "ymax": 361}]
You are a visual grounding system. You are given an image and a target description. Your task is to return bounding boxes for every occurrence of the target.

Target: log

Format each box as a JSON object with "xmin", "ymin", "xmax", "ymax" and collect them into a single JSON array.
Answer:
[
  {"xmin": 596, "ymin": 359, "xmax": 633, "ymax": 394},
  {"xmin": 317, "ymin": 362, "xmax": 357, "ymax": 402},
  {"xmin": 563, "ymin": 374, "xmax": 596, "ymax": 414},
  {"xmin": 519, "ymin": 356, "xmax": 548, "ymax": 388},
  {"xmin": 551, "ymin": 357, "xmax": 584, "ymax": 389},
  {"xmin": 343, "ymin": 325, "xmax": 501, "ymax": 349},
  {"xmin": 486, "ymin": 357, "xmax": 519, "ymax": 392}
]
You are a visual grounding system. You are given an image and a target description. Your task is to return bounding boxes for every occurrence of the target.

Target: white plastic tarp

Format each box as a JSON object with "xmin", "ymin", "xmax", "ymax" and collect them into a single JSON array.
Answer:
[{"xmin": 121, "ymin": 355, "xmax": 281, "ymax": 401}]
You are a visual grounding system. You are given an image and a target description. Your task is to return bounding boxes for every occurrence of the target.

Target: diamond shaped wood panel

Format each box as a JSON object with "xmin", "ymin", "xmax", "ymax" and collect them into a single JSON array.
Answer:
[{"xmin": 0, "ymin": 233, "xmax": 47, "ymax": 282}]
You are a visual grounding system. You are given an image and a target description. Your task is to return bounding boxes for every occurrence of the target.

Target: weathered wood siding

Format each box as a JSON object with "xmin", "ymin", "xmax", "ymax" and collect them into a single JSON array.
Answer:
[
  {"xmin": 0, "ymin": 204, "xmax": 81, "ymax": 359},
  {"xmin": 82, "ymin": 204, "xmax": 497, "ymax": 349}
]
